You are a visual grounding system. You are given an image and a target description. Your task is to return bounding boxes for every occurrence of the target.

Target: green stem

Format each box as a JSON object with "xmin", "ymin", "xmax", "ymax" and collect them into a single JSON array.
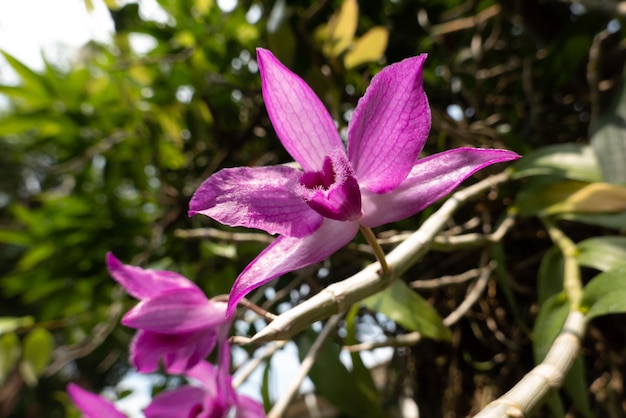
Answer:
[
  {"xmin": 542, "ymin": 217, "xmax": 582, "ymax": 310},
  {"xmin": 359, "ymin": 225, "xmax": 390, "ymax": 277}
]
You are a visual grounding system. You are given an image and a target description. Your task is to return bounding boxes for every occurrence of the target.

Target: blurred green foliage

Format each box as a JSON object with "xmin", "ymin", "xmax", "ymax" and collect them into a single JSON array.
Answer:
[{"xmin": 1, "ymin": 0, "xmax": 625, "ymax": 417}]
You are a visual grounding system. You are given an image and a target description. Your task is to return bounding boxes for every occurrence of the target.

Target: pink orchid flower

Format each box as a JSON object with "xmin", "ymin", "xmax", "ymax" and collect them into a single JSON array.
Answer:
[
  {"xmin": 145, "ymin": 340, "xmax": 264, "ymax": 418},
  {"xmin": 146, "ymin": 319, "xmax": 264, "ymax": 417},
  {"xmin": 106, "ymin": 252, "xmax": 230, "ymax": 374},
  {"xmin": 67, "ymin": 383, "xmax": 126, "ymax": 418},
  {"xmin": 68, "ymin": 356, "xmax": 264, "ymax": 418},
  {"xmin": 190, "ymin": 48, "xmax": 520, "ymax": 316}
]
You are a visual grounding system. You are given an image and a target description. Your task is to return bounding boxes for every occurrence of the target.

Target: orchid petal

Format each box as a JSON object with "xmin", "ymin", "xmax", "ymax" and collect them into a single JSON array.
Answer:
[
  {"xmin": 144, "ymin": 386, "xmax": 204, "ymax": 418},
  {"xmin": 235, "ymin": 395, "xmax": 266, "ymax": 418},
  {"xmin": 129, "ymin": 330, "xmax": 217, "ymax": 374},
  {"xmin": 67, "ymin": 384, "xmax": 126, "ymax": 418},
  {"xmin": 226, "ymin": 219, "xmax": 360, "ymax": 316},
  {"xmin": 106, "ymin": 252, "xmax": 198, "ymax": 300},
  {"xmin": 186, "ymin": 360, "xmax": 220, "ymax": 393},
  {"xmin": 190, "ymin": 166, "xmax": 323, "ymax": 238},
  {"xmin": 257, "ymin": 48, "xmax": 343, "ymax": 171},
  {"xmin": 360, "ymin": 148, "xmax": 520, "ymax": 227},
  {"xmin": 122, "ymin": 288, "xmax": 228, "ymax": 333},
  {"xmin": 348, "ymin": 54, "xmax": 431, "ymax": 193}
]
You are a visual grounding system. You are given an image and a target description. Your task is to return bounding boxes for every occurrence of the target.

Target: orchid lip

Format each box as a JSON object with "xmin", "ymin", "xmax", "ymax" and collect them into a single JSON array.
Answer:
[{"xmin": 294, "ymin": 149, "xmax": 363, "ymax": 222}]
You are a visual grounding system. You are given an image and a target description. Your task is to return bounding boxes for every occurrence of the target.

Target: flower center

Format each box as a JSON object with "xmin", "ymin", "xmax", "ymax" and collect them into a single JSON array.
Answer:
[{"xmin": 295, "ymin": 149, "xmax": 363, "ymax": 222}]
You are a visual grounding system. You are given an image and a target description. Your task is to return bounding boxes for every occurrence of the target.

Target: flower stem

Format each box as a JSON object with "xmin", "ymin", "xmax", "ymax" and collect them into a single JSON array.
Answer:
[{"xmin": 359, "ymin": 225, "xmax": 391, "ymax": 277}]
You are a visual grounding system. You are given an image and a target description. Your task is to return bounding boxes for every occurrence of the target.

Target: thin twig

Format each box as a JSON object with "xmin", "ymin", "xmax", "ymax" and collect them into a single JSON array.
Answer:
[
  {"xmin": 248, "ymin": 170, "xmax": 513, "ymax": 344},
  {"xmin": 344, "ymin": 332, "xmax": 422, "ymax": 352},
  {"xmin": 174, "ymin": 227, "xmax": 274, "ymax": 244},
  {"xmin": 432, "ymin": 211, "xmax": 516, "ymax": 251},
  {"xmin": 267, "ymin": 313, "xmax": 343, "ymax": 418},
  {"xmin": 212, "ymin": 295, "xmax": 277, "ymax": 322},
  {"xmin": 429, "ymin": 4, "xmax": 501, "ymax": 36},
  {"xmin": 443, "ymin": 255, "xmax": 495, "ymax": 327},
  {"xmin": 411, "ymin": 267, "xmax": 482, "ymax": 289},
  {"xmin": 232, "ymin": 340, "xmax": 287, "ymax": 389}
]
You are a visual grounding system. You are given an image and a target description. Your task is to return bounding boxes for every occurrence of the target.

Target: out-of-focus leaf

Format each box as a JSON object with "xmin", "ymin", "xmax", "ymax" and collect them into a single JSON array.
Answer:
[
  {"xmin": 537, "ymin": 246, "xmax": 564, "ymax": 305},
  {"xmin": 584, "ymin": 290, "xmax": 626, "ymax": 321},
  {"xmin": 323, "ymin": 0, "xmax": 358, "ymax": 57},
  {"xmin": 267, "ymin": 16, "xmax": 296, "ymax": 68},
  {"xmin": 194, "ymin": 0, "xmax": 213, "ymax": 15},
  {"xmin": 563, "ymin": 356, "xmax": 593, "ymax": 417},
  {"xmin": 533, "ymin": 292, "xmax": 569, "ymax": 362},
  {"xmin": 0, "ymin": 317, "xmax": 34, "ymax": 335},
  {"xmin": 547, "ymin": 182, "xmax": 626, "ymax": 214},
  {"xmin": 158, "ymin": 141, "xmax": 186, "ymax": 170},
  {"xmin": 261, "ymin": 359, "xmax": 271, "ymax": 412},
  {"xmin": 557, "ymin": 211, "xmax": 626, "ymax": 229},
  {"xmin": 580, "ymin": 267, "xmax": 626, "ymax": 321},
  {"xmin": 545, "ymin": 393, "xmax": 566, "ymax": 418},
  {"xmin": 591, "ymin": 76, "xmax": 626, "ymax": 184},
  {"xmin": 19, "ymin": 327, "xmax": 54, "ymax": 387},
  {"xmin": 515, "ymin": 180, "xmax": 626, "ymax": 215},
  {"xmin": 0, "ymin": 51, "xmax": 49, "ymax": 97},
  {"xmin": 362, "ymin": 280, "xmax": 451, "ymax": 341},
  {"xmin": 344, "ymin": 27, "xmax": 388, "ymax": 69},
  {"xmin": 576, "ymin": 236, "xmax": 626, "ymax": 272},
  {"xmin": 16, "ymin": 244, "xmax": 55, "ymax": 272},
  {"xmin": 297, "ymin": 330, "xmax": 383, "ymax": 418},
  {"xmin": 345, "ymin": 305, "xmax": 379, "ymax": 401},
  {"xmin": 0, "ymin": 114, "xmax": 66, "ymax": 136},
  {"xmin": 492, "ymin": 243, "xmax": 529, "ymax": 333},
  {"xmin": 129, "ymin": 66, "xmax": 153, "ymax": 85},
  {"xmin": 0, "ymin": 229, "xmax": 31, "ymax": 246},
  {"xmin": 0, "ymin": 333, "xmax": 20, "ymax": 385},
  {"xmin": 0, "ymin": 86, "xmax": 50, "ymax": 108},
  {"xmin": 511, "ymin": 144, "xmax": 601, "ymax": 182}
]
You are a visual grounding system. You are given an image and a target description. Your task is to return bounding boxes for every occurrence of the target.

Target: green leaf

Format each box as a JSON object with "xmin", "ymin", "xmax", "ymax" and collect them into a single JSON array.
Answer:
[
  {"xmin": 297, "ymin": 330, "xmax": 383, "ymax": 418},
  {"xmin": 0, "ymin": 333, "xmax": 21, "ymax": 385},
  {"xmin": 514, "ymin": 180, "xmax": 626, "ymax": 215},
  {"xmin": 345, "ymin": 305, "xmax": 379, "ymax": 400},
  {"xmin": 261, "ymin": 360, "xmax": 271, "ymax": 412},
  {"xmin": 576, "ymin": 236, "xmax": 626, "ymax": 272},
  {"xmin": 533, "ymin": 292, "xmax": 569, "ymax": 363},
  {"xmin": 581, "ymin": 267, "xmax": 626, "ymax": 321},
  {"xmin": 591, "ymin": 77, "xmax": 626, "ymax": 184},
  {"xmin": 557, "ymin": 211, "xmax": 626, "ymax": 229},
  {"xmin": 16, "ymin": 244, "xmax": 55, "ymax": 272},
  {"xmin": 562, "ymin": 356, "xmax": 593, "ymax": 417},
  {"xmin": 362, "ymin": 280, "xmax": 451, "ymax": 341},
  {"xmin": 545, "ymin": 393, "xmax": 566, "ymax": 418},
  {"xmin": 19, "ymin": 327, "xmax": 54, "ymax": 387},
  {"xmin": 0, "ymin": 51, "xmax": 50, "ymax": 97},
  {"xmin": 0, "ymin": 229, "xmax": 31, "ymax": 246},
  {"xmin": 546, "ymin": 182, "xmax": 626, "ymax": 214},
  {"xmin": 267, "ymin": 2, "xmax": 296, "ymax": 68},
  {"xmin": 0, "ymin": 113, "xmax": 67, "ymax": 137},
  {"xmin": 537, "ymin": 246, "xmax": 564, "ymax": 305},
  {"xmin": 511, "ymin": 144, "xmax": 601, "ymax": 182},
  {"xmin": 0, "ymin": 316, "xmax": 35, "ymax": 335}
]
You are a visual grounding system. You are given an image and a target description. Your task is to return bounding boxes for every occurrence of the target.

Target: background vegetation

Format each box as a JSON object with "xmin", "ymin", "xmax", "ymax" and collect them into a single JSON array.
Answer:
[{"xmin": 1, "ymin": 0, "xmax": 626, "ymax": 417}]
